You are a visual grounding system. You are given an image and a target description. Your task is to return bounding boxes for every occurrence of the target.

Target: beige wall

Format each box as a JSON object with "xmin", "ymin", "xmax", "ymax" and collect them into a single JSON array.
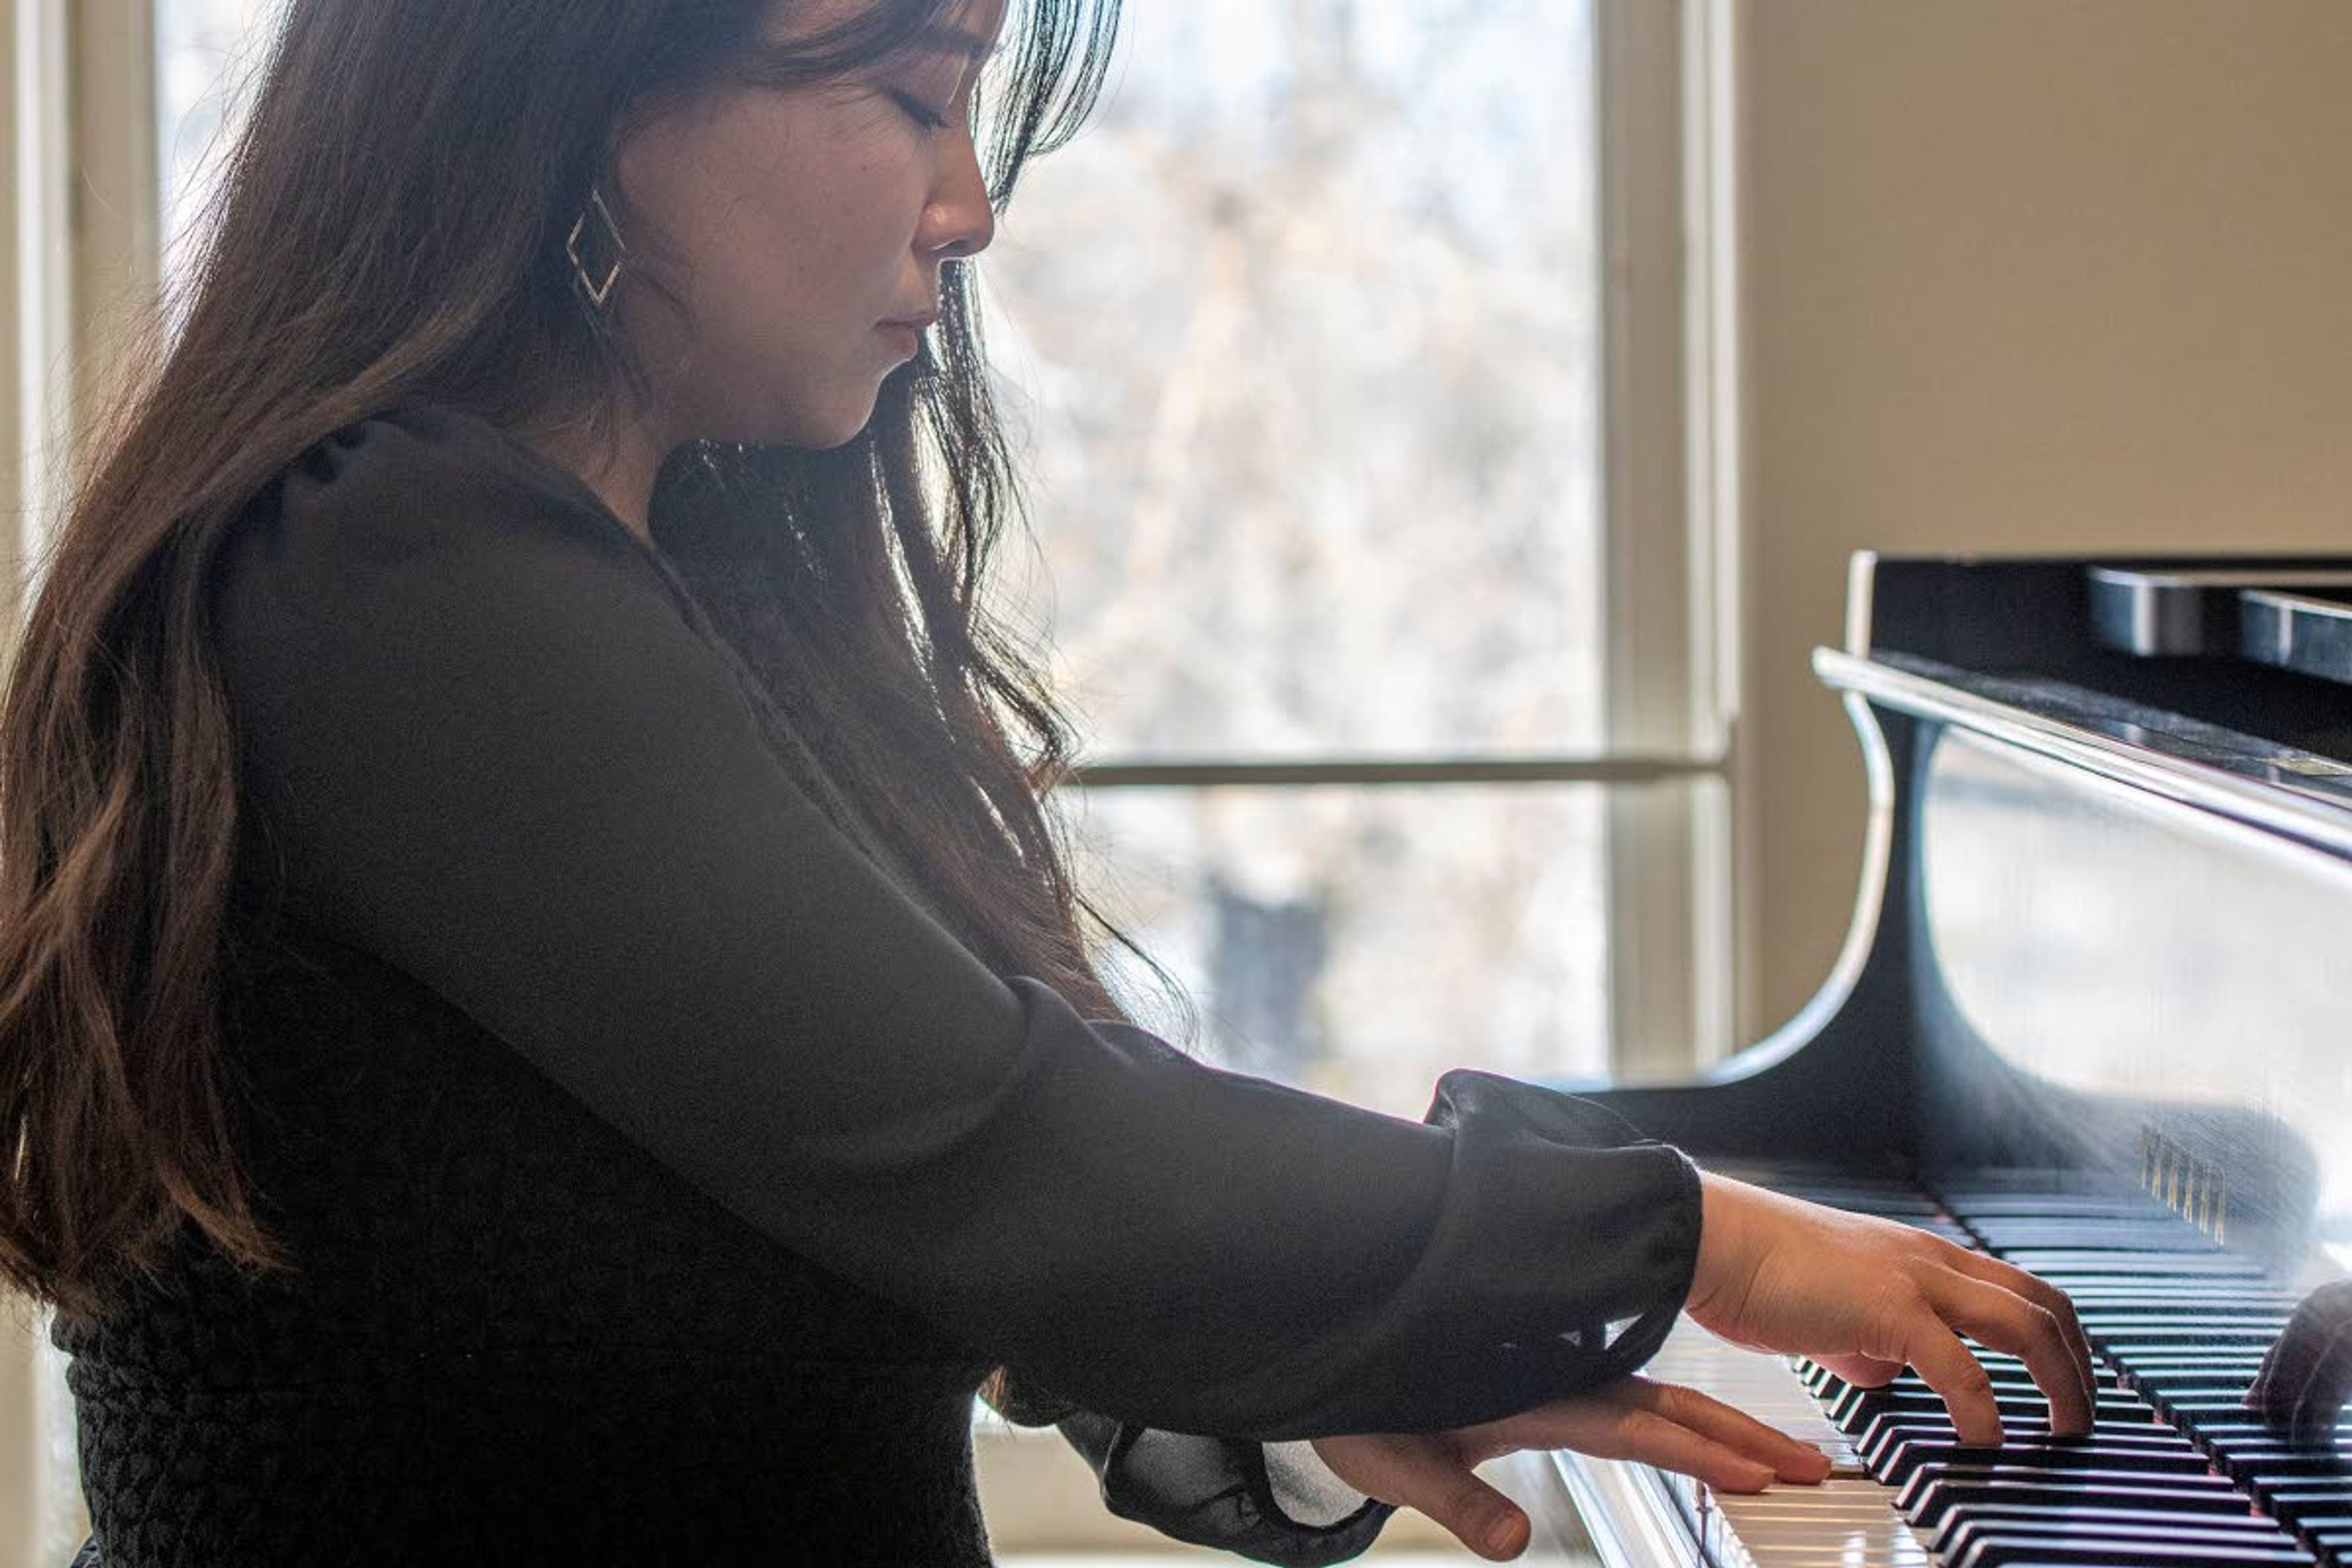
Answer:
[{"xmin": 1740, "ymin": 0, "xmax": 2352, "ymax": 1031}]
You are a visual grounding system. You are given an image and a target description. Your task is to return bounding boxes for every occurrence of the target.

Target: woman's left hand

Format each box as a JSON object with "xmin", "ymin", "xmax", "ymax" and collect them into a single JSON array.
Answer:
[{"xmin": 1307, "ymin": 1374, "xmax": 1833, "ymax": 1561}]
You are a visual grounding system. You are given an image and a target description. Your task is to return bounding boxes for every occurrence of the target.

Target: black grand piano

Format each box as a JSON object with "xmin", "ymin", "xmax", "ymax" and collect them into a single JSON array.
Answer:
[{"xmin": 1506, "ymin": 556, "xmax": 2352, "ymax": 1568}]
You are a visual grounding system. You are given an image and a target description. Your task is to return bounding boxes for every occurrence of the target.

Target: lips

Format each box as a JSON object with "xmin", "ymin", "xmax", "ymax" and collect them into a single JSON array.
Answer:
[{"xmin": 880, "ymin": 312, "xmax": 940, "ymax": 330}]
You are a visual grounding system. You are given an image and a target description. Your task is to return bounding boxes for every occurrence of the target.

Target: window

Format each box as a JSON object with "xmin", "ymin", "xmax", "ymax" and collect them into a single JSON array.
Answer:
[
  {"xmin": 1, "ymin": 4, "xmax": 1735, "ymax": 1562},
  {"xmin": 978, "ymin": 0, "xmax": 1730, "ymax": 1110},
  {"xmin": 158, "ymin": 0, "xmax": 281, "ymax": 297}
]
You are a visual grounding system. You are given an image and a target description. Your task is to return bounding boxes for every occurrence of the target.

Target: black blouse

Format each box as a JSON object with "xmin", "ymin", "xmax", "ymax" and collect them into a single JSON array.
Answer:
[{"xmin": 58, "ymin": 404, "xmax": 1702, "ymax": 1566}]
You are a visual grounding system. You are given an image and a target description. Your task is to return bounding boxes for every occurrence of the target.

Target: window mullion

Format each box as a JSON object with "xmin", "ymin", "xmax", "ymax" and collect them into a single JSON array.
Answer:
[{"xmin": 1597, "ymin": 0, "xmax": 1728, "ymax": 1079}]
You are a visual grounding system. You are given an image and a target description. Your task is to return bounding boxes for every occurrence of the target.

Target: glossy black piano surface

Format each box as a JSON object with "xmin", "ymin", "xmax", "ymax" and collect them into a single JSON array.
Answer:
[{"xmin": 1521, "ymin": 555, "xmax": 2352, "ymax": 1568}]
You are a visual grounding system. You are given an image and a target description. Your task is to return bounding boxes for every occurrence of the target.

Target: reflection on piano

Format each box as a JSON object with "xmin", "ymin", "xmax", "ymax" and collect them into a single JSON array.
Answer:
[{"xmin": 1509, "ymin": 556, "xmax": 2352, "ymax": 1568}]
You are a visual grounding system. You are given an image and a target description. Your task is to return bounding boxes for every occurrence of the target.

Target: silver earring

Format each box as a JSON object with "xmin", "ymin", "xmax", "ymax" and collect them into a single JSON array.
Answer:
[{"xmin": 567, "ymin": 186, "xmax": 627, "ymax": 309}]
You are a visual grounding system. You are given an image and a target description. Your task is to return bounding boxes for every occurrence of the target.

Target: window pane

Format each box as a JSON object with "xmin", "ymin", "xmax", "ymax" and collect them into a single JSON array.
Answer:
[
  {"xmin": 157, "ymin": 0, "xmax": 282, "ymax": 293},
  {"xmin": 981, "ymin": 0, "xmax": 1606, "ymax": 760},
  {"xmin": 1060, "ymin": 780, "xmax": 1667, "ymax": 1117}
]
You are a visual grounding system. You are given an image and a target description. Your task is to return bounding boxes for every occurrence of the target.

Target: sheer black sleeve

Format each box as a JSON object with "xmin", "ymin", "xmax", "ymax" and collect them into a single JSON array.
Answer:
[
  {"xmin": 208, "ymin": 410, "xmax": 1703, "ymax": 1463},
  {"xmin": 1054, "ymin": 1414, "xmax": 1391, "ymax": 1567},
  {"xmin": 1041, "ymin": 1066, "xmax": 1698, "ymax": 1563}
]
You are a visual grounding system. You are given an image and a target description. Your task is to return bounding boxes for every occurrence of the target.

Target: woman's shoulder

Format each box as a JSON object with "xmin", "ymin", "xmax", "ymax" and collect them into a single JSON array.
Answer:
[
  {"xmin": 211, "ymin": 402, "xmax": 667, "ymax": 639},
  {"xmin": 258, "ymin": 401, "xmax": 636, "ymax": 562}
]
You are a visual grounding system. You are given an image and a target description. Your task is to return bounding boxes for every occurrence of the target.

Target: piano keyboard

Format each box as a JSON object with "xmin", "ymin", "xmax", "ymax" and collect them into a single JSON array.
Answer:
[{"xmin": 1548, "ymin": 1170, "xmax": 2351, "ymax": 1568}]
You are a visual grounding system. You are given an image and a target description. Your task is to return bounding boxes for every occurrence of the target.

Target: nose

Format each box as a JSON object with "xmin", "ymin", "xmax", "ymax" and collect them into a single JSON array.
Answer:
[{"xmin": 916, "ymin": 134, "xmax": 995, "ymax": 261}]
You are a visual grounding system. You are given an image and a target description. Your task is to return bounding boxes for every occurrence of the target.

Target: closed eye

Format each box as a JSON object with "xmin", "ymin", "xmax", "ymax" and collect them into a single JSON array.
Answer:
[{"xmin": 887, "ymin": 89, "xmax": 952, "ymax": 131}]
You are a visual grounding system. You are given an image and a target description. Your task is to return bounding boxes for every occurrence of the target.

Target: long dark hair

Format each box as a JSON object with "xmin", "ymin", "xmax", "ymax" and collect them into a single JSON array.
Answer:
[{"xmin": 0, "ymin": 0, "xmax": 1126, "ymax": 1362}]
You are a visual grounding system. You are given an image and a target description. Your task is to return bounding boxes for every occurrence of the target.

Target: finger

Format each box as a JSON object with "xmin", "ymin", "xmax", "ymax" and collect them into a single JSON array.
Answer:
[
  {"xmin": 1900, "ymin": 1317, "xmax": 2006, "ymax": 1447},
  {"xmin": 1815, "ymin": 1352, "xmax": 1905, "ymax": 1389},
  {"xmin": 1944, "ymin": 1247, "xmax": 2097, "ymax": 1403},
  {"xmin": 2293, "ymin": 1319, "xmax": 2352, "ymax": 1435},
  {"xmin": 1602, "ymin": 1408, "xmax": 1780, "ymax": 1494},
  {"xmin": 1923, "ymin": 1267, "xmax": 2094, "ymax": 1436},
  {"xmin": 1634, "ymin": 1381, "xmax": 1833, "ymax": 1483},
  {"xmin": 2248, "ymin": 1284, "xmax": 2352, "ymax": 1438},
  {"xmin": 1338, "ymin": 1439, "xmax": 1529, "ymax": 1562},
  {"xmin": 2248, "ymin": 1341, "xmax": 2283, "ymax": 1417}
]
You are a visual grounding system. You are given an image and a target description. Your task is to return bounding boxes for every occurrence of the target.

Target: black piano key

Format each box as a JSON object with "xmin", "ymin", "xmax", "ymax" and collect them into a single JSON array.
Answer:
[
  {"xmin": 2141, "ymin": 1387, "xmax": 2274, "ymax": 1406},
  {"xmin": 1841, "ymin": 1390, "xmax": 2154, "ymax": 1431},
  {"xmin": 2078, "ymin": 1304, "xmax": 2295, "ymax": 1317},
  {"xmin": 1934, "ymin": 1505, "xmax": 2297, "ymax": 1557},
  {"xmin": 2259, "ymin": 1488, "xmax": 2352, "ymax": 1528},
  {"xmin": 2136, "ymin": 1370, "xmax": 2273, "ymax": 1392},
  {"xmin": 2131, "ymin": 1361, "xmax": 2274, "ymax": 1376},
  {"xmin": 1951, "ymin": 1536, "xmax": 2316, "ymax": 1568},
  {"xmin": 1938, "ymin": 1513, "xmax": 2305, "ymax": 1561},
  {"xmin": 1899, "ymin": 1465, "xmax": 2252, "ymax": 1523},
  {"xmin": 2205, "ymin": 1436, "xmax": 2352, "ymax": 1464},
  {"xmin": 1830, "ymin": 1381, "xmax": 2149, "ymax": 1429},
  {"xmin": 1859, "ymin": 1417, "xmax": 2187, "ymax": 1471},
  {"xmin": 2091, "ymin": 1320, "xmax": 2294, "ymax": 1335},
  {"xmin": 2097, "ymin": 1334, "xmax": 2293, "ymax": 1355},
  {"xmin": 2100, "ymin": 1343, "xmax": 2287, "ymax": 1363},
  {"xmin": 2196, "ymin": 1423, "xmax": 2352, "ymax": 1445},
  {"xmin": 2133, "ymin": 1368, "xmax": 2273, "ymax": 1385},
  {"xmin": 1874, "ymin": 1437, "xmax": 2215, "ymax": 1486},
  {"xmin": 2002, "ymin": 1254, "xmax": 2266, "ymax": 1278},
  {"xmin": 2227, "ymin": 1453, "xmax": 2352, "ymax": 1483},
  {"xmin": 1820, "ymin": 1368, "xmax": 2075, "ymax": 1417},
  {"xmin": 2155, "ymin": 1395, "xmax": 2297, "ymax": 1422},
  {"xmin": 2141, "ymin": 1375, "xmax": 2274, "ymax": 1400},
  {"xmin": 1904, "ymin": 1474, "xmax": 2261, "ymax": 1531},
  {"xmin": 1938, "ymin": 1204, "xmax": 2173, "ymax": 1222},
  {"xmin": 1963, "ymin": 1220, "xmax": 2226, "ymax": 1246},
  {"xmin": 1857, "ymin": 1420, "xmax": 2144, "ymax": 1466},
  {"xmin": 2290, "ymin": 1514, "xmax": 2352, "ymax": 1534},
  {"xmin": 2067, "ymin": 1294, "xmax": 2304, "ymax": 1310}
]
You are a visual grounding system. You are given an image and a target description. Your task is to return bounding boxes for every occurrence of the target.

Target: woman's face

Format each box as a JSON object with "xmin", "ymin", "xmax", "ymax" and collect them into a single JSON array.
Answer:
[{"xmin": 610, "ymin": 0, "xmax": 1006, "ymax": 450}]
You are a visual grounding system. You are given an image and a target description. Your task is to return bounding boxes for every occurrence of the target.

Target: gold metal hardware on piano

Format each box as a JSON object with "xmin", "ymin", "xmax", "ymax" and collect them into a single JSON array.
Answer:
[{"xmin": 2143, "ymin": 1125, "xmax": 2228, "ymax": 1245}]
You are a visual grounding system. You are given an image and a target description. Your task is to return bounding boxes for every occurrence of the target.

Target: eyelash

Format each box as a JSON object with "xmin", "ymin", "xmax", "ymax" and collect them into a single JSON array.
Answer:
[{"xmin": 888, "ymin": 90, "xmax": 952, "ymax": 131}]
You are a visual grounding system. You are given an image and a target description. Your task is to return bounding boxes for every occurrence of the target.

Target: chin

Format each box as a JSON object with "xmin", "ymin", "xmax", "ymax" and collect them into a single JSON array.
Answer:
[
  {"xmin": 765, "ymin": 386, "xmax": 889, "ymax": 452},
  {"xmin": 685, "ymin": 404, "xmax": 875, "ymax": 454}
]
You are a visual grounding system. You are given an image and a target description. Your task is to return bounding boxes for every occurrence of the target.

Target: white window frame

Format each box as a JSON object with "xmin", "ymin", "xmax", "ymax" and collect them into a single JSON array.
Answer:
[
  {"xmin": 5, "ymin": 1, "xmax": 158, "ymax": 1562},
  {"xmin": 1, "ymin": 1, "xmax": 1747, "ymax": 1558},
  {"xmin": 1598, "ymin": 0, "xmax": 1752, "ymax": 1076}
]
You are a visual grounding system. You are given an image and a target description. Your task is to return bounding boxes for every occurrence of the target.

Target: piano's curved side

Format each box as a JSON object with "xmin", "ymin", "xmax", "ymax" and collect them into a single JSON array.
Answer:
[{"xmin": 1540, "ymin": 690, "xmax": 1924, "ymax": 1167}]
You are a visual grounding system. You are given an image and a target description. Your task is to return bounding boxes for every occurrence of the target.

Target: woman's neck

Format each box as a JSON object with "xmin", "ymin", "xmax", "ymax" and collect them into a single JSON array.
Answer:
[{"xmin": 516, "ymin": 408, "xmax": 669, "ymax": 546}]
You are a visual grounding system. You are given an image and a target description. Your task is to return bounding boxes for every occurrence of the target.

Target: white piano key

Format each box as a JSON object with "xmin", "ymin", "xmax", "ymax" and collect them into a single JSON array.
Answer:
[{"xmin": 1588, "ymin": 1322, "xmax": 1940, "ymax": 1567}]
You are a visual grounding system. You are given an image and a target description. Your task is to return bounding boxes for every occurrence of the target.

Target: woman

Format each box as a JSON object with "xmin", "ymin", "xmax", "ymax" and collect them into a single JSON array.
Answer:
[{"xmin": 0, "ymin": 0, "xmax": 2095, "ymax": 1562}]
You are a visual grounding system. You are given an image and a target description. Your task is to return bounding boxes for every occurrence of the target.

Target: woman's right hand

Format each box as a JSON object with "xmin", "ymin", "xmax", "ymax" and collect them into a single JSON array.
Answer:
[
  {"xmin": 1310, "ymin": 1375, "xmax": 1832, "ymax": 1561},
  {"xmin": 1686, "ymin": 1171, "xmax": 2098, "ymax": 1446}
]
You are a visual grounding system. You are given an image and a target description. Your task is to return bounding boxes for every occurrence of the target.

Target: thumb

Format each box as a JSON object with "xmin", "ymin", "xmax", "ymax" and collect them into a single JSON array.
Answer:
[{"xmin": 1322, "ymin": 1437, "xmax": 1528, "ymax": 1561}]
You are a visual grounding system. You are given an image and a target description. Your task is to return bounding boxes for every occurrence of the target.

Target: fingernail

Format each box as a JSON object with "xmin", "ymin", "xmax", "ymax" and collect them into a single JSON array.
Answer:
[{"xmin": 1483, "ymin": 1513, "xmax": 1524, "ymax": 1556}]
